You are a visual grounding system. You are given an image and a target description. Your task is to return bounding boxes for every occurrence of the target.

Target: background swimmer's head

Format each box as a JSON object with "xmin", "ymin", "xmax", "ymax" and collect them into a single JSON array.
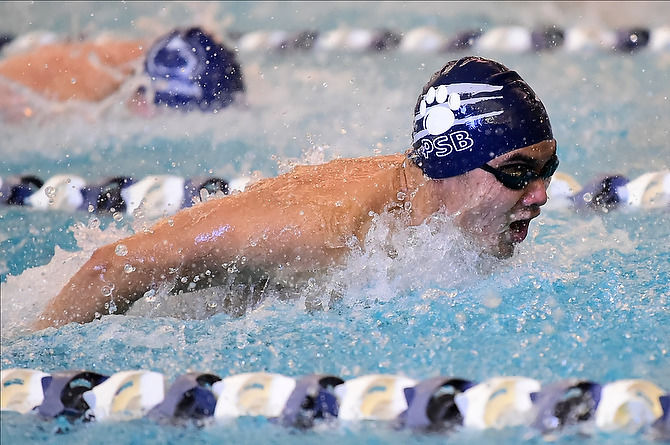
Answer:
[
  {"xmin": 407, "ymin": 56, "xmax": 553, "ymax": 179},
  {"xmin": 144, "ymin": 27, "xmax": 245, "ymax": 112}
]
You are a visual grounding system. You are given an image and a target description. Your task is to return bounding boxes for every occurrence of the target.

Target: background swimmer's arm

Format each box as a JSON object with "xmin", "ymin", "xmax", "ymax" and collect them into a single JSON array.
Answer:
[{"xmin": 0, "ymin": 40, "xmax": 146, "ymax": 102}]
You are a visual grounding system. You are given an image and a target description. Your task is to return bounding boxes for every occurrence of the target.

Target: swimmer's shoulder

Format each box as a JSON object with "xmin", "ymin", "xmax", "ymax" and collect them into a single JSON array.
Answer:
[
  {"xmin": 238, "ymin": 154, "xmax": 405, "ymax": 199},
  {"xmin": 286, "ymin": 154, "xmax": 405, "ymax": 179}
]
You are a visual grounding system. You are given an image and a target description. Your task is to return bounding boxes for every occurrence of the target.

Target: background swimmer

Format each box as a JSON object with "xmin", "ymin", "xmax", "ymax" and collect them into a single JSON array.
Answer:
[
  {"xmin": 33, "ymin": 56, "xmax": 558, "ymax": 329},
  {"xmin": 0, "ymin": 26, "xmax": 244, "ymax": 122}
]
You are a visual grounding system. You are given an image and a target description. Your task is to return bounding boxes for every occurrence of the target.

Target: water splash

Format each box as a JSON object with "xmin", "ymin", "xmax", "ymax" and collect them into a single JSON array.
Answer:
[{"xmin": 0, "ymin": 221, "xmax": 132, "ymax": 338}]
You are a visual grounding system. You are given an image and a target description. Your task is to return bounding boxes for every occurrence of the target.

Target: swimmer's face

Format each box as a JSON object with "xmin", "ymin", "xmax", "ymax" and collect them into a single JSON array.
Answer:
[{"xmin": 446, "ymin": 140, "xmax": 557, "ymax": 258}]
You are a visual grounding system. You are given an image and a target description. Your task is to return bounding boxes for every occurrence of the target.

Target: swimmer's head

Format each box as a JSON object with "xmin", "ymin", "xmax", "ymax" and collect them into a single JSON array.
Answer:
[
  {"xmin": 408, "ymin": 56, "xmax": 553, "ymax": 179},
  {"xmin": 145, "ymin": 27, "xmax": 244, "ymax": 112}
]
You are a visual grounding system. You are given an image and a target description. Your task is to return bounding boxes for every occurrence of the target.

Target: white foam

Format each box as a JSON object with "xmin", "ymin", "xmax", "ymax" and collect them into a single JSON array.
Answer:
[{"xmin": 0, "ymin": 221, "xmax": 132, "ymax": 338}]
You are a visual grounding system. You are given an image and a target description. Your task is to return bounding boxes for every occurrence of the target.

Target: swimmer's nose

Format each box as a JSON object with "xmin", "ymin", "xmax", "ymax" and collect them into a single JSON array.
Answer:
[{"xmin": 522, "ymin": 178, "xmax": 549, "ymax": 207}]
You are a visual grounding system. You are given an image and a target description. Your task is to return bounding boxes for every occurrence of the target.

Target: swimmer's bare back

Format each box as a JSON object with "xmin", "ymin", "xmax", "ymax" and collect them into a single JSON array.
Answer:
[
  {"xmin": 0, "ymin": 40, "xmax": 146, "ymax": 102},
  {"xmin": 34, "ymin": 155, "xmax": 407, "ymax": 329}
]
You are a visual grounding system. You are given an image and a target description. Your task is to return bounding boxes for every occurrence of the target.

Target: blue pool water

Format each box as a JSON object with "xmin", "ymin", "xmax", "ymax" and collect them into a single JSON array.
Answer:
[{"xmin": 1, "ymin": 2, "xmax": 669, "ymax": 444}]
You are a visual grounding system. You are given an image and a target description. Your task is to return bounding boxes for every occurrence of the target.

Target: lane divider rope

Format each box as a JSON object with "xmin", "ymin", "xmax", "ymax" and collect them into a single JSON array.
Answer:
[
  {"xmin": 1, "ymin": 368, "xmax": 668, "ymax": 437},
  {"xmin": 1, "ymin": 170, "xmax": 668, "ymax": 219}
]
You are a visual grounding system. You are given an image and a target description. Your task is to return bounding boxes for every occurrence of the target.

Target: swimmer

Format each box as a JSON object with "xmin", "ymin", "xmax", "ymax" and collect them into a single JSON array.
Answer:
[
  {"xmin": 0, "ymin": 26, "xmax": 244, "ymax": 121},
  {"xmin": 33, "ymin": 56, "xmax": 558, "ymax": 329}
]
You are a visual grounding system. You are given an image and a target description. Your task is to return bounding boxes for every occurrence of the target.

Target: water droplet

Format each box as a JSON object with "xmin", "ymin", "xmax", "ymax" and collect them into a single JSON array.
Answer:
[
  {"xmin": 167, "ymin": 218, "xmax": 174, "ymax": 227},
  {"xmin": 335, "ymin": 201, "xmax": 343, "ymax": 207},
  {"xmin": 193, "ymin": 275, "xmax": 200, "ymax": 283},
  {"xmin": 143, "ymin": 289, "xmax": 156, "ymax": 302},
  {"xmin": 113, "ymin": 212, "xmax": 123, "ymax": 222},
  {"xmin": 404, "ymin": 201, "xmax": 412, "ymax": 211},
  {"xmin": 101, "ymin": 285, "xmax": 113, "ymax": 297},
  {"xmin": 87, "ymin": 204, "xmax": 95, "ymax": 213},
  {"xmin": 180, "ymin": 276, "xmax": 188, "ymax": 283},
  {"xmin": 89, "ymin": 217, "xmax": 100, "ymax": 229},
  {"xmin": 44, "ymin": 186, "xmax": 55, "ymax": 199},
  {"xmin": 199, "ymin": 188, "xmax": 210, "ymax": 203},
  {"xmin": 236, "ymin": 333, "xmax": 247, "ymax": 349},
  {"xmin": 71, "ymin": 78, "xmax": 77, "ymax": 84},
  {"xmin": 115, "ymin": 244, "xmax": 128, "ymax": 256},
  {"xmin": 108, "ymin": 300, "xmax": 117, "ymax": 314},
  {"xmin": 396, "ymin": 191, "xmax": 406, "ymax": 201},
  {"xmin": 124, "ymin": 264, "xmax": 135, "ymax": 273},
  {"xmin": 583, "ymin": 192, "xmax": 593, "ymax": 203}
]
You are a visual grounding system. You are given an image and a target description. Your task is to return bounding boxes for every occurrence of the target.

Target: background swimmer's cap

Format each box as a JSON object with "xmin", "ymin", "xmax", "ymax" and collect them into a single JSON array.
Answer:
[
  {"xmin": 145, "ymin": 27, "xmax": 244, "ymax": 112},
  {"xmin": 408, "ymin": 56, "xmax": 553, "ymax": 179}
]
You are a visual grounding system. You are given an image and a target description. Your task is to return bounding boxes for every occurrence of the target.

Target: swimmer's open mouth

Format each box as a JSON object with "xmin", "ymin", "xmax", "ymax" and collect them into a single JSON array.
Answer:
[{"xmin": 508, "ymin": 219, "xmax": 531, "ymax": 244}]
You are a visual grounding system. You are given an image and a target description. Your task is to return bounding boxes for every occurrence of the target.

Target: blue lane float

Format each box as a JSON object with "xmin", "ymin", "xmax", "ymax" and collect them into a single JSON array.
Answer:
[
  {"xmin": 1, "ymin": 170, "xmax": 668, "ymax": 218},
  {"xmin": 1, "ymin": 368, "xmax": 668, "ymax": 439}
]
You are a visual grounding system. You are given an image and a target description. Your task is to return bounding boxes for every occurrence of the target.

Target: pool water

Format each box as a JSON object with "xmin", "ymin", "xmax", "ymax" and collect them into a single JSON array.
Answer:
[{"xmin": 1, "ymin": 2, "xmax": 669, "ymax": 444}]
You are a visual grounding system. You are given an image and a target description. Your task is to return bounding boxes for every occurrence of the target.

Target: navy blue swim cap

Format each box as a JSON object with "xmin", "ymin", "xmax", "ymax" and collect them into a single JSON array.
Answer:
[
  {"xmin": 408, "ymin": 56, "xmax": 553, "ymax": 179},
  {"xmin": 145, "ymin": 27, "xmax": 244, "ymax": 112}
]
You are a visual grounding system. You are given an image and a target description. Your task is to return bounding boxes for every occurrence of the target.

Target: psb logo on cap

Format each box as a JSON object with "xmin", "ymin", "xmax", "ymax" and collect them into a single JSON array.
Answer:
[
  {"xmin": 408, "ymin": 57, "xmax": 554, "ymax": 180},
  {"xmin": 413, "ymin": 83, "xmax": 505, "ymax": 152}
]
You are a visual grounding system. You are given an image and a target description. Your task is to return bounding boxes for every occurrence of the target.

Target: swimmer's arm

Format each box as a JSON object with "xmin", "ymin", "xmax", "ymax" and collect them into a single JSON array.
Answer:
[
  {"xmin": 0, "ymin": 40, "xmax": 146, "ymax": 102},
  {"xmin": 34, "ymin": 193, "xmax": 342, "ymax": 329}
]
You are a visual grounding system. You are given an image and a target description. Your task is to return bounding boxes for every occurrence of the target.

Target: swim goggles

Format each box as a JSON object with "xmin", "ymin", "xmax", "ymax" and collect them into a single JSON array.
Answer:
[{"xmin": 479, "ymin": 154, "xmax": 559, "ymax": 190}]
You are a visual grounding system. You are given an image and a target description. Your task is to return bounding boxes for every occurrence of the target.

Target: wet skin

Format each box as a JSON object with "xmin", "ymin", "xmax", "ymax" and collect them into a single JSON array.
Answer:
[
  {"xmin": 34, "ymin": 140, "xmax": 556, "ymax": 329},
  {"xmin": 0, "ymin": 40, "xmax": 146, "ymax": 102}
]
